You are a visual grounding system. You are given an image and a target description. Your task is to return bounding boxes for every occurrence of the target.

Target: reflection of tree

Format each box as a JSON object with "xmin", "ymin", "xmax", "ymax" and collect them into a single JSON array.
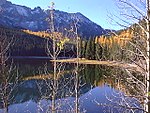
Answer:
[
  {"xmin": 14, "ymin": 59, "xmax": 52, "ymax": 79},
  {"xmin": 5, "ymin": 72, "xmax": 92, "ymax": 109},
  {"xmin": 0, "ymin": 27, "xmax": 20, "ymax": 113},
  {"xmin": 82, "ymin": 65, "xmax": 112, "ymax": 86},
  {"xmin": 82, "ymin": 64, "xmax": 145, "ymax": 97},
  {"xmin": 107, "ymin": 0, "xmax": 150, "ymax": 112},
  {"xmin": 2, "ymin": 60, "xmax": 144, "ymax": 112},
  {"xmin": 82, "ymin": 64, "xmax": 144, "ymax": 112},
  {"xmin": 34, "ymin": 2, "xmax": 78, "ymax": 112}
]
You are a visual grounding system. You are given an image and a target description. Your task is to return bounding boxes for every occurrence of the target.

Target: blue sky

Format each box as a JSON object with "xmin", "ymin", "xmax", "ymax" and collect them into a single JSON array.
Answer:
[{"xmin": 8, "ymin": 0, "xmax": 122, "ymax": 30}]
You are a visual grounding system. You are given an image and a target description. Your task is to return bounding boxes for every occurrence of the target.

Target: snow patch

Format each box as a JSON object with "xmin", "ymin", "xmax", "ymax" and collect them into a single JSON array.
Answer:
[
  {"xmin": 15, "ymin": 5, "xmax": 28, "ymax": 17},
  {"xmin": 31, "ymin": 7, "xmax": 42, "ymax": 14},
  {"xmin": 23, "ymin": 21, "xmax": 38, "ymax": 30},
  {"xmin": 6, "ymin": 7, "xmax": 13, "ymax": 12},
  {"xmin": 29, "ymin": 21, "xmax": 37, "ymax": 28},
  {"xmin": 0, "ymin": 0, "xmax": 6, "ymax": 6},
  {"xmin": 32, "ymin": 9, "xmax": 40, "ymax": 14}
]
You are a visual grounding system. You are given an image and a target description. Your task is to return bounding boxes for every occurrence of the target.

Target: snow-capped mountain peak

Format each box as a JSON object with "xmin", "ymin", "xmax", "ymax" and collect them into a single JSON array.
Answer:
[{"xmin": 0, "ymin": 1, "xmax": 107, "ymax": 38}]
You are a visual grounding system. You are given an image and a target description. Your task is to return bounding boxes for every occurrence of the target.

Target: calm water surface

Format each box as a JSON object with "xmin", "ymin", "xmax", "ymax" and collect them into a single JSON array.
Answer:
[{"xmin": 0, "ymin": 57, "xmax": 143, "ymax": 113}]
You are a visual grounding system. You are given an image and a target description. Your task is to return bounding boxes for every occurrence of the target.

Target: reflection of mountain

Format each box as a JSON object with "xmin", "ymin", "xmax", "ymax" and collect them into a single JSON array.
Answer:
[
  {"xmin": 8, "ymin": 76, "xmax": 91, "ymax": 106},
  {"xmin": 2, "ymin": 84, "xmax": 142, "ymax": 113},
  {"xmin": 4, "ymin": 86, "xmax": 119, "ymax": 113},
  {"xmin": 0, "ymin": 58, "xmax": 143, "ymax": 112},
  {"xmin": 10, "ymin": 86, "xmax": 121, "ymax": 113},
  {"xmin": 0, "ymin": 62, "xmax": 143, "ymax": 112},
  {"xmin": 8, "ymin": 65, "xmax": 142, "ymax": 107}
]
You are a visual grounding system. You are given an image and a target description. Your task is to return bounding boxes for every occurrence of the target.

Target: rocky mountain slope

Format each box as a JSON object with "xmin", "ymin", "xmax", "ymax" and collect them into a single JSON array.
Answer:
[{"xmin": 0, "ymin": 1, "xmax": 107, "ymax": 38}]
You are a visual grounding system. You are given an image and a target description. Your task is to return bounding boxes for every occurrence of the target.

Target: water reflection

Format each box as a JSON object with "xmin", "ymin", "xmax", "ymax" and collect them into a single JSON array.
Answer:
[{"xmin": 0, "ymin": 58, "xmax": 144, "ymax": 113}]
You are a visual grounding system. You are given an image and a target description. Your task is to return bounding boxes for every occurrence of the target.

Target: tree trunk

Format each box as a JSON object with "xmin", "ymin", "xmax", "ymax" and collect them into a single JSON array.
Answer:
[
  {"xmin": 50, "ymin": 3, "xmax": 56, "ymax": 113},
  {"xmin": 75, "ymin": 36, "xmax": 79, "ymax": 113},
  {"xmin": 146, "ymin": 0, "xmax": 150, "ymax": 112}
]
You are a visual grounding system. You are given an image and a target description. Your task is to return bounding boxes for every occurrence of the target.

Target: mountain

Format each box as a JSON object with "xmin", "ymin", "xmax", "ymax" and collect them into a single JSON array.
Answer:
[
  {"xmin": 0, "ymin": 26, "xmax": 78, "ymax": 57},
  {"xmin": 0, "ymin": 1, "xmax": 107, "ymax": 38}
]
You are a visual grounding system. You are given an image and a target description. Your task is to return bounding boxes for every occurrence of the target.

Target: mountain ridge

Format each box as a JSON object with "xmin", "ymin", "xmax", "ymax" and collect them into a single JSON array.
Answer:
[{"xmin": 0, "ymin": 1, "xmax": 108, "ymax": 38}]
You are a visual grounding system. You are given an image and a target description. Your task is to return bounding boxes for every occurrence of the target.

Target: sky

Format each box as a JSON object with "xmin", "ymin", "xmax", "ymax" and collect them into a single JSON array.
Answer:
[{"xmin": 7, "ymin": 0, "xmax": 122, "ymax": 30}]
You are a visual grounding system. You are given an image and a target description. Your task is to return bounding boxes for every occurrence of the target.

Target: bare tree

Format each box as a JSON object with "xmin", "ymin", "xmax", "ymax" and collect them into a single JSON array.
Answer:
[
  {"xmin": 0, "ymin": 28, "xmax": 20, "ymax": 113},
  {"xmin": 36, "ymin": 2, "xmax": 74, "ymax": 113},
  {"xmin": 104, "ymin": 0, "xmax": 150, "ymax": 112}
]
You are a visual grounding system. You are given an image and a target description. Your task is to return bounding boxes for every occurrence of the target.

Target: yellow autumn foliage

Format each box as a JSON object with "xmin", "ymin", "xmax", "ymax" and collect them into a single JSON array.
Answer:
[
  {"xmin": 95, "ymin": 29, "xmax": 133, "ymax": 47},
  {"xmin": 23, "ymin": 30, "xmax": 70, "ymax": 50}
]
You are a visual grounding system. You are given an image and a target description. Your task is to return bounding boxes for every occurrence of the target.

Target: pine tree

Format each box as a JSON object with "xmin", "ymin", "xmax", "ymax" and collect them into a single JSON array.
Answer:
[
  {"xmin": 85, "ymin": 38, "xmax": 95, "ymax": 59},
  {"xmin": 95, "ymin": 43, "xmax": 103, "ymax": 60}
]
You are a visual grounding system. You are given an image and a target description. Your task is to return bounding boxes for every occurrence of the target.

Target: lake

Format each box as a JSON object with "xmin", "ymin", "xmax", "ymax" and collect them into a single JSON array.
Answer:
[{"xmin": 0, "ymin": 57, "xmax": 144, "ymax": 113}]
